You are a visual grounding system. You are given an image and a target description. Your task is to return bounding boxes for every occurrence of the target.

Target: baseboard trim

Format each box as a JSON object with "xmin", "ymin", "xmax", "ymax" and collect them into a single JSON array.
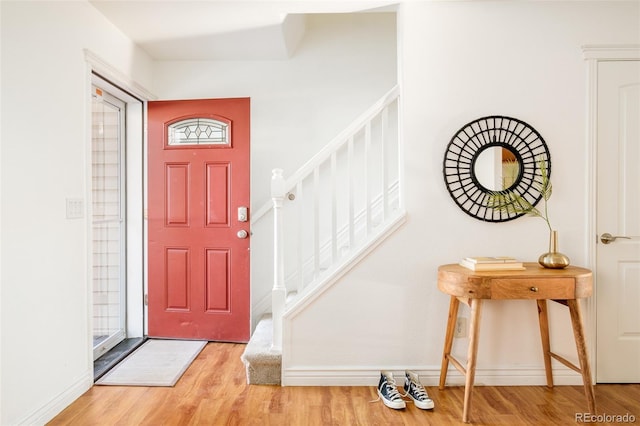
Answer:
[
  {"xmin": 282, "ymin": 365, "xmax": 584, "ymax": 387},
  {"xmin": 16, "ymin": 370, "xmax": 93, "ymax": 425}
]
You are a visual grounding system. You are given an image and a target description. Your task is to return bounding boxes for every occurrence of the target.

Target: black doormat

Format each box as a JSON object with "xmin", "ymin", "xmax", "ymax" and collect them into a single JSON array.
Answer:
[{"xmin": 94, "ymin": 337, "xmax": 146, "ymax": 382}]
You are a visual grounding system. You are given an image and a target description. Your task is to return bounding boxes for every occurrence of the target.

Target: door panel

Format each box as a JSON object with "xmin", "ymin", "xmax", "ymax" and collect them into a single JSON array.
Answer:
[
  {"xmin": 166, "ymin": 164, "xmax": 190, "ymax": 225},
  {"xmin": 148, "ymin": 98, "xmax": 250, "ymax": 342},
  {"xmin": 206, "ymin": 249, "xmax": 230, "ymax": 311},
  {"xmin": 166, "ymin": 248, "xmax": 190, "ymax": 310},
  {"xmin": 206, "ymin": 163, "xmax": 230, "ymax": 225},
  {"xmin": 596, "ymin": 60, "xmax": 640, "ymax": 382}
]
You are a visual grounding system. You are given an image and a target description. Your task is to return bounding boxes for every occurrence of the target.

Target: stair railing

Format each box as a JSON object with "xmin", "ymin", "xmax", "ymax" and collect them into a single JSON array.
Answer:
[{"xmin": 269, "ymin": 85, "xmax": 401, "ymax": 350}]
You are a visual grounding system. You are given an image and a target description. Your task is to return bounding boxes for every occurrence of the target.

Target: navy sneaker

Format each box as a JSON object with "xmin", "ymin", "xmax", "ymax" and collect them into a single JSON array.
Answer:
[
  {"xmin": 377, "ymin": 371, "xmax": 406, "ymax": 409},
  {"xmin": 403, "ymin": 370, "xmax": 434, "ymax": 410}
]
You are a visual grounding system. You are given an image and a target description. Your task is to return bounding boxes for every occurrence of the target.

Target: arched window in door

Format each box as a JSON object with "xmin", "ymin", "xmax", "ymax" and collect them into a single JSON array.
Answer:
[{"xmin": 168, "ymin": 117, "xmax": 230, "ymax": 146}]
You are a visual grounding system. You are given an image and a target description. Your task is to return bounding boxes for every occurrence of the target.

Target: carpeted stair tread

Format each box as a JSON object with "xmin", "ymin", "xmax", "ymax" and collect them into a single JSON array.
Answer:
[{"xmin": 241, "ymin": 314, "xmax": 281, "ymax": 385}]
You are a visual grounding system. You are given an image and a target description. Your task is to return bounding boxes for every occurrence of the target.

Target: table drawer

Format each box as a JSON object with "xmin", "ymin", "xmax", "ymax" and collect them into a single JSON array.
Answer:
[{"xmin": 490, "ymin": 278, "xmax": 575, "ymax": 299}]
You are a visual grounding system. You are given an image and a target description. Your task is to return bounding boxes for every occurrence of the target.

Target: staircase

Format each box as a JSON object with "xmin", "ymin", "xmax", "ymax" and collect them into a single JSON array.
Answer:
[{"xmin": 241, "ymin": 86, "xmax": 404, "ymax": 384}]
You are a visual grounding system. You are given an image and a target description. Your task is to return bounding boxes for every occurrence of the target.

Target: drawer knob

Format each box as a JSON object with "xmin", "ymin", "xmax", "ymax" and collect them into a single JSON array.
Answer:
[{"xmin": 530, "ymin": 286, "xmax": 539, "ymax": 292}]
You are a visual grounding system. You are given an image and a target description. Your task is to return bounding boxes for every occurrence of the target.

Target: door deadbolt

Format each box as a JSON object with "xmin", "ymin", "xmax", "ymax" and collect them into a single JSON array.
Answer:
[{"xmin": 238, "ymin": 206, "xmax": 248, "ymax": 222}]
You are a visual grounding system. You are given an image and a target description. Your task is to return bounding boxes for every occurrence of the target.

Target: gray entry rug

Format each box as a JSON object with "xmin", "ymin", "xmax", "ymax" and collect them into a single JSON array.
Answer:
[{"xmin": 96, "ymin": 339, "xmax": 207, "ymax": 387}]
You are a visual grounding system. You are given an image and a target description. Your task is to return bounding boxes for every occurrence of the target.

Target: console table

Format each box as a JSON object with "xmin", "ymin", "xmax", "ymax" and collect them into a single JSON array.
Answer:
[{"xmin": 437, "ymin": 263, "xmax": 595, "ymax": 423}]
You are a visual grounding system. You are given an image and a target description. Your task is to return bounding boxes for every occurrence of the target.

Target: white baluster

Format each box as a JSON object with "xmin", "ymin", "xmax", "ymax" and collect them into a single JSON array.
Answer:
[
  {"xmin": 330, "ymin": 152, "xmax": 338, "ymax": 263},
  {"xmin": 347, "ymin": 137, "xmax": 355, "ymax": 249},
  {"xmin": 364, "ymin": 122, "xmax": 372, "ymax": 236},
  {"xmin": 271, "ymin": 168, "xmax": 286, "ymax": 351},
  {"xmin": 381, "ymin": 107, "xmax": 389, "ymax": 221},
  {"xmin": 395, "ymin": 98, "xmax": 405, "ymax": 212},
  {"xmin": 296, "ymin": 181, "xmax": 304, "ymax": 293},
  {"xmin": 313, "ymin": 166, "xmax": 320, "ymax": 279}
]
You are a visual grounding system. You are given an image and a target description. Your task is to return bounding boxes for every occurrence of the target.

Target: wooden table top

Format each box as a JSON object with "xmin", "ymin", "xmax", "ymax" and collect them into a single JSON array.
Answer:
[{"xmin": 437, "ymin": 263, "xmax": 593, "ymax": 300}]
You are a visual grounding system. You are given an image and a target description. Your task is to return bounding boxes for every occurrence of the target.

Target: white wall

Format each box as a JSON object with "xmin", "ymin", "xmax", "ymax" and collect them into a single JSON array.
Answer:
[
  {"xmin": 0, "ymin": 1, "xmax": 153, "ymax": 424},
  {"xmin": 283, "ymin": 1, "xmax": 640, "ymax": 385}
]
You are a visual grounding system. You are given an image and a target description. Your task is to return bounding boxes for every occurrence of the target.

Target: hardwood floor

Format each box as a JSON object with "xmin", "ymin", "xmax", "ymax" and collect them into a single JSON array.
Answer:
[{"xmin": 49, "ymin": 343, "xmax": 640, "ymax": 425}]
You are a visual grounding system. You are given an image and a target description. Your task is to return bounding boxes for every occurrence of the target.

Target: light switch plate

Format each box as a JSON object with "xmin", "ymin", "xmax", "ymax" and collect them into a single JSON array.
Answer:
[{"xmin": 66, "ymin": 198, "xmax": 84, "ymax": 219}]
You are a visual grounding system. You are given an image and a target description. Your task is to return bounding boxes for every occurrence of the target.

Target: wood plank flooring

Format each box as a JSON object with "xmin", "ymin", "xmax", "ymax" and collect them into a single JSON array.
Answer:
[{"xmin": 49, "ymin": 343, "xmax": 640, "ymax": 425}]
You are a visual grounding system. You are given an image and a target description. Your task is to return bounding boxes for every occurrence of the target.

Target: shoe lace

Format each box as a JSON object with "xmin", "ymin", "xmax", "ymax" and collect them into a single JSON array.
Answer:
[
  {"xmin": 383, "ymin": 378, "xmax": 404, "ymax": 400},
  {"xmin": 370, "ymin": 375, "xmax": 403, "ymax": 403},
  {"xmin": 404, "ymin": 380, "xmax": 430, "ymax": 401}
]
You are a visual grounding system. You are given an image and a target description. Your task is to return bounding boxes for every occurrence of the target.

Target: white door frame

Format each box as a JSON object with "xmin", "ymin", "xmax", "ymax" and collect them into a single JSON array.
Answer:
[
  {"xmin": 84, "ymin": 50, "xmax": 156, "ymax": 368},
  {"xmin": 583, "ymin": 44, "xmax": 640, "ymax": 382}
]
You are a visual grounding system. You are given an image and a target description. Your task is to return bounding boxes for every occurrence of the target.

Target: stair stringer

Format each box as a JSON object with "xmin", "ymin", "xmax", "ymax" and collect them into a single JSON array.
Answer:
[{"xmin": 280, "ymin": 208, "xmax": 406, "ymax": 385}]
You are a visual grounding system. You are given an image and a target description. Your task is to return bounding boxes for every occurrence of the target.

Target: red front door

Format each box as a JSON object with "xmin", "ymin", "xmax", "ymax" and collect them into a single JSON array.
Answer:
[{"xmin": 148, "ymin": 98, "xmax": 250, "ymax": 341}]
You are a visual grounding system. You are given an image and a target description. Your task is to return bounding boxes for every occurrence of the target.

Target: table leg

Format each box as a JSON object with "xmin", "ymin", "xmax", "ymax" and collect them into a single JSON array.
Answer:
[
  {"xmin": 463, "ymin": 298, "xmax": 482, "ymax": 423},
  {"xmin": 567, "ymin": 299, "xmax": 596, "ymax": 414},
  {"xmin": 537, "ymin": 299, "xmax": 554, "ymax": 387},
  {"xmin": 439, "ymin": 296, "xmax": 460, "ymax": 389}
]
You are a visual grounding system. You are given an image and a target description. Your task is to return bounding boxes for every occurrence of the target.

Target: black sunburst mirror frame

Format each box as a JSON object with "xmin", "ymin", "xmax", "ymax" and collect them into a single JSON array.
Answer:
[{"xmin": 443, "ymin": 115, "xmax": 551, "ymax": 222}]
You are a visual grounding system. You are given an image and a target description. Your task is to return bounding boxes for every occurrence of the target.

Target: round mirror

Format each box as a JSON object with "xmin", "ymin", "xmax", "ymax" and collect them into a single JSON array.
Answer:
[
  {"xmin": 473, "ymin": 145, "xmax": 520, "ymax": 191},
  {"xmin": 474, "ymin": 146, "xmax": 521, "ymax": 191},
  {"xmin": 443, "ymin": 116, "xmax": 551, "ymax": 222}
]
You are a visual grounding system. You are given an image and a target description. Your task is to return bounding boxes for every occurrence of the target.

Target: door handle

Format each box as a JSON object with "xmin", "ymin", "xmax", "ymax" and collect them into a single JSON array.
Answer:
[
  {"xmin": 600, "ymin": 232, "xmax": 631, "ymax": 244},
  {"xmin": 237, "ymin": 230, "xmax": 249, "ymax": 239}
]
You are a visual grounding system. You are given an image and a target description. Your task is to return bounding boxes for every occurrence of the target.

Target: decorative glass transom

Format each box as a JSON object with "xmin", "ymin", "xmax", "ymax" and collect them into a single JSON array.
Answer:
[{"xmin": 168, "ymin": 118, "xmax": 229, "ymax": 146}]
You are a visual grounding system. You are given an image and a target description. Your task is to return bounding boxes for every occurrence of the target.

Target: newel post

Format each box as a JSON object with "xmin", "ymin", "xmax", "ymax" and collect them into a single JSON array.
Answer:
[{"xmin": 271, "ymin": 168, "xmax": 286, "ymax": 351}]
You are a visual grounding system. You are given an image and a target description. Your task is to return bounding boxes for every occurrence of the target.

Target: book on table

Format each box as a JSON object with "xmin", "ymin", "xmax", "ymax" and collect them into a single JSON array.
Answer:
[
  {"xmin": 459, "ymin": 257, "xmax": 525, "ymax": 271},
  {"xmin": 463, "ymin": 256, "xmax": 519, "ymax": 264}
]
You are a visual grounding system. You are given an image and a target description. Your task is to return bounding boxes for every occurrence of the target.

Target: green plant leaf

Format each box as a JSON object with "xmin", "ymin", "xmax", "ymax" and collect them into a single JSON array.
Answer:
[{"xmin": 486, "ymin": 157, "xmax": 553, "ymax": 230}]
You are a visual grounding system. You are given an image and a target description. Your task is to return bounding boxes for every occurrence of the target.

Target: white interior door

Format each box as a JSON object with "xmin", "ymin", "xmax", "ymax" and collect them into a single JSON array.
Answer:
[{"xmin": 596, "ymin": 60, "xmax": 640, "ymax": 383}]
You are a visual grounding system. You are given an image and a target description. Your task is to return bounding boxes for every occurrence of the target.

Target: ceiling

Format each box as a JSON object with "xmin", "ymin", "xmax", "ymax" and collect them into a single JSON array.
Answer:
[{"xmin": 89, "ymin": 0, "xmax": 398, "ymax": 60}]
